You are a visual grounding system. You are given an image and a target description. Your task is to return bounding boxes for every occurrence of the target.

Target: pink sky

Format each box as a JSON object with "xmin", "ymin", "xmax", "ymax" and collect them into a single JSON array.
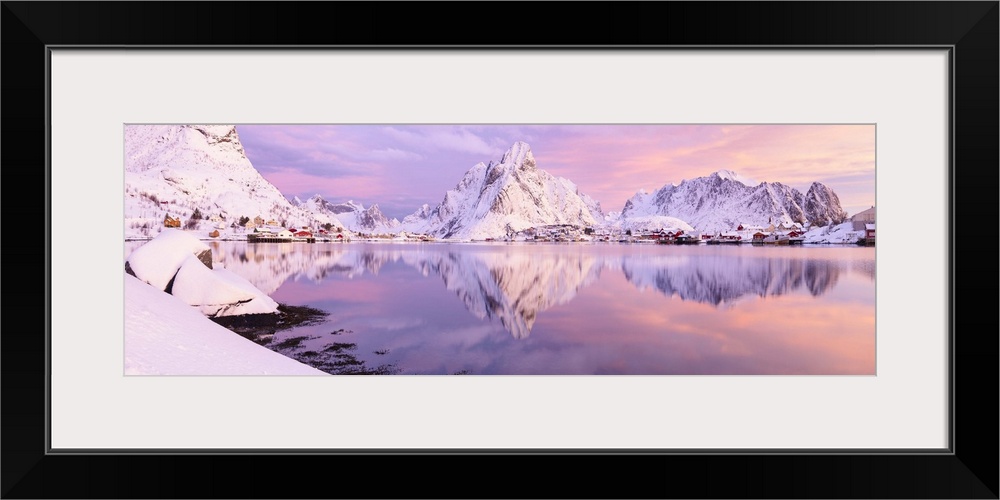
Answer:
[{"xmin": 237, "ymin": 124, "xmax": 875, "ymax": 221}]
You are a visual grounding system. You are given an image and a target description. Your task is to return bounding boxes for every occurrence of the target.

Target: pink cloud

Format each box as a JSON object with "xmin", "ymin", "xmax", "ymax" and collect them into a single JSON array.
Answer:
[{"xmin": 237, "ymin": 124, "xmax": 875, "ymax": 219}]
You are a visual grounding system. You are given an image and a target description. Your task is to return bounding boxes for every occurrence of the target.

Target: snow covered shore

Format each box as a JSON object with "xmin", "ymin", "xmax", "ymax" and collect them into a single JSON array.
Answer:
[
  {"xmin": 124, "ymin": 229, "xmax": 325, "ymax": 375},
  {"xmin": 124, "ymin": 276, "xmax": 325, "ymax": 375}
]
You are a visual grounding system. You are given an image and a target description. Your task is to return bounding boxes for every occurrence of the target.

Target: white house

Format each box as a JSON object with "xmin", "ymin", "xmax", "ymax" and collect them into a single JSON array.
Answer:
[{"xmin": 853, "ymin": 206, "xmax": 876, "ymax": 222}]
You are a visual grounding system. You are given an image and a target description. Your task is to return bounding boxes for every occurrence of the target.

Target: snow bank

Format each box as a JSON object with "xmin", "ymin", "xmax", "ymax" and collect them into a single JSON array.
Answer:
[
  {"xmin": 126, "ymin": 229, "xmax": 279, "ymax": 317},
  {"xmin": 124, "ymin": 274, "xmax": 324, "ymax": 375}
]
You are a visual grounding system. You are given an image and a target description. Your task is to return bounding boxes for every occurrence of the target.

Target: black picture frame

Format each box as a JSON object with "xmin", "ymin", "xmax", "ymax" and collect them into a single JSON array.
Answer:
[{"xmin": 3, "ymin": 2, "xmax": 997, "ymax": 498}]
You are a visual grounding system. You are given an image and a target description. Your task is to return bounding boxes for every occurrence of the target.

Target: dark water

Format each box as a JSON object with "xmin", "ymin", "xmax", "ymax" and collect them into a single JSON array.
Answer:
[{"xmin": 126, "ymin": 240, "xmax": 876, "ymax": 375}]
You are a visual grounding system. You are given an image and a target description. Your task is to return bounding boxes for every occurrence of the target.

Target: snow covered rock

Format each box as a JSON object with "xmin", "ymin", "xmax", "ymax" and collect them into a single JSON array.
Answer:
[
  {"xmin": 126, "ymin": 229, "xmax": 279, "ymax": 317},
  {"xmin": 171, "ymin": 254, "xmax": 279, "ymax": 317},
  {"xmin": 125, "ymin": 228, "xmax": 213, "ymax": 291}
]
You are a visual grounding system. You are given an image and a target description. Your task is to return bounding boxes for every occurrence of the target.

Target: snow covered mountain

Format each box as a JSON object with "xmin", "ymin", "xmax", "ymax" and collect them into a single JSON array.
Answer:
[
  {"xmin": 401, "ymin": 203, "xmax": 433, "ymax": 226},
  {"xmin": 400, "ymin": 142, "xmax": 604, "ymax": 240},
  {"xmin": 124, "ymin": 125, "xmax": 346, "ymax": 238},
  {"xmin": 296, "ymin": 195, "xmax": 400, "ymax": 234},
  {"xmin": 618, "ymin": 170, "xmax": 849, "ymax": 233}
]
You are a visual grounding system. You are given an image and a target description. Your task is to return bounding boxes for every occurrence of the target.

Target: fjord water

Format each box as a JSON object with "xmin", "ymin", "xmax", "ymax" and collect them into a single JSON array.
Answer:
[{"xmin": 129, "ymin": 241, "xmax": 876, "ymax": 375}]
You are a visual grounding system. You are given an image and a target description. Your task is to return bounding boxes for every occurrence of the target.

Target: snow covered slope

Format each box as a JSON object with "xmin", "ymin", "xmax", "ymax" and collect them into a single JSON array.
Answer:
[
  {"xmin": 802, "ymin": 220, "xmax": 865, "ymax": 244},
  {"xmin": 124, "ymin": 125, "xmax": 346, "ymax": 238},
  {"xmin": 618, "ymin": 171, "xmax": 849, "ymax": 233},
  {"xmin": 125, "ymin": 274, "xmax": 324, "ymax": 375},
  {"xmin": 400, "ymin": 142, "xmax": 604, "ymax": 240}
]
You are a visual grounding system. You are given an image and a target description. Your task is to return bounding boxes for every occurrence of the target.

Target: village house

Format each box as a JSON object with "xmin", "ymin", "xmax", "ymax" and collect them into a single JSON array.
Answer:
[
  {"xmin": 254, "ymin": 216, "xmax": 265, "ymax": 227},
  {"xmin": 735, "ymin": 224, "xmax": 766, "ymax": 240},
  {"xmin": 164, "ymin": 214, "xmax": 181, "ymax": 228},
  {"xmin": 864, "ymin": 223, "xmax": 875, "ymax": 245}
]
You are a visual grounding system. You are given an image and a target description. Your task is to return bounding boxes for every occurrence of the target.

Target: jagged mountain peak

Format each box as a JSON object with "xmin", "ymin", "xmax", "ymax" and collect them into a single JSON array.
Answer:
[
  {"xmin": 499, "ymin": 141, "xmax": 535, "ymax": 169},
  {"xmin": 710, "ymin": 169, "xmax": 755, "ymax": 186}
]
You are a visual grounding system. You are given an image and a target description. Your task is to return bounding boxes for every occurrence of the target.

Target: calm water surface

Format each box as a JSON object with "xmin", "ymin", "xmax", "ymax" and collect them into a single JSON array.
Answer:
[{"xmin": 127, "ymin": 241, "xmax": 876, "ymax": 375}]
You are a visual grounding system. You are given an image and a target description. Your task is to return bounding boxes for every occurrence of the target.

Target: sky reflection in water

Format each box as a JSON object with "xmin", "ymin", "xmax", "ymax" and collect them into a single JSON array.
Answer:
[{"xmin": 200, "ymin": 242, "xmax": 876, "ymax": 375}]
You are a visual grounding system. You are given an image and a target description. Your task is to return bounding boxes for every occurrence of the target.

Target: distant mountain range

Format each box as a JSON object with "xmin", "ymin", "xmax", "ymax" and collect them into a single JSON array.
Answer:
[
  {"xmin": 615, "ymin": 169, "xmax": 848, "ymax": 234},
  {"xmin": 295, "ymin": 196, "xmax": 400, "ymax": 234},
  {"xmin": 125, "ymin": 126, "xmax": 851, "ymax": 240}
]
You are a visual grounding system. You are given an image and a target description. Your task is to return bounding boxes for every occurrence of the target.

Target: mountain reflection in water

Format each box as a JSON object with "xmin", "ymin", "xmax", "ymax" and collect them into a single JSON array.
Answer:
[
  {"xmin": 203, "ymin": 242, "xmax": 869, "ymax": 339},
  {"xmin": 129, "ymin": 241, "xmax": 875, "ymax": 374}
]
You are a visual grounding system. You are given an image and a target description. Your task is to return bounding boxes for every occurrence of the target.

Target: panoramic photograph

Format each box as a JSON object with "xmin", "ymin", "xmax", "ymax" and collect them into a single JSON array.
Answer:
[{"xmin": 124, "ymin": 124, "xmax": 876, "ymax": 375}]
